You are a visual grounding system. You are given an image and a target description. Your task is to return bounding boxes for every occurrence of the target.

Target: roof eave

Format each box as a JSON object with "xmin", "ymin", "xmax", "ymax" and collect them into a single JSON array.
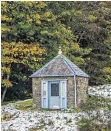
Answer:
[{"xmin": 29, "ymin": 74, "xmax": 89, "ymax": 78}]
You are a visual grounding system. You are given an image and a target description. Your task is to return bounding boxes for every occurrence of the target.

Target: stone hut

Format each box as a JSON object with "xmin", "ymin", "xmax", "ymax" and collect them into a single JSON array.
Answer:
[{"xmin": 30, "ymin": 50, "xmax": 89, "ymax": 109}]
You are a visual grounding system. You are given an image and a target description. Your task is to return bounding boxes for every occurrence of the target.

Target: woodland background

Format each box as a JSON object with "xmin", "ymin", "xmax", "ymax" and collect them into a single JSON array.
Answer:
[{"xmin": 1, "ymin": 1, "xmax": 111, "ymax": 101}]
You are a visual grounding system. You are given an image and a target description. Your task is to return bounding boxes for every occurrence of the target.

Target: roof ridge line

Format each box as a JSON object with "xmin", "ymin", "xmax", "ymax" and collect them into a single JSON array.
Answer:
[
  {"xmin": 61, "ymin": 55, "xmax": 76, "ymax": 75},
  {"xmin": 62, "ymin": 55, "xmax": 89, "ymax": 77}
]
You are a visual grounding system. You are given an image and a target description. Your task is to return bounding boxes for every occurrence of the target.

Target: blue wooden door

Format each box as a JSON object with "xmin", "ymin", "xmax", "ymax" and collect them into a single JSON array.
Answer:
[
  {"xmin": 41, "ymin": 81, "xmax": 48, "ymax": 108},
  {"xmin": 60, "ymin": 81, "xmax": 67, "ymax": 109},
  {"xmin": 49, "ymin": 81, "xmax": 60, "ymax": 109}
]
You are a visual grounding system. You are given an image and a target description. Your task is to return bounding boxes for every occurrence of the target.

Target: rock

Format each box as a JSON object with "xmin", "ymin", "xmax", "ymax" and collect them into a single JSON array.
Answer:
[
  {"xmin": 56, "ymin": 116, "xmax": 60, "ymax": 120},
  {"xmin": 66, "ymin": 118, "xmax": 72, "ymax": 123},
  {"xmin": 3, "ymin": 111, "xmax": 11, "ymax": 121},
  {"xmin": 88, "ymin": 84, "xmax": 111, "ymax": 98},
  {"xmin": 1, "ymin": 100, "xmax": 79, "ymax": 131},
  {"xmin": 11, "ymin": 111, "xmax": 20, "ymax": 120}
]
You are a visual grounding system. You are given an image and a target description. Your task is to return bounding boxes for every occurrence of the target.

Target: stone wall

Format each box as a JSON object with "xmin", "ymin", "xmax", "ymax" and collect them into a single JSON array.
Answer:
[
  {"xmin": 67, "ymin": 77, "xmax": 75, "ymax": 108},
  {"xmin": 32, "ymin": 76, "xmax": 88, "ymax": 109},
  {"xmin": 76, "ymin": 77, "xmax": 89, "ymax": 106},
  {"xmin": 32, "ymin": 78, "xmax": 41, "ymax": 109}
]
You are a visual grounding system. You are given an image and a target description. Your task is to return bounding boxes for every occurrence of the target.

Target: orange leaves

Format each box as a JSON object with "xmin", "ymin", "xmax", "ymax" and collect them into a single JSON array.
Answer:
[{"xmin": 2, "ymin": 79, "xmax": 13, "ymax": 88}]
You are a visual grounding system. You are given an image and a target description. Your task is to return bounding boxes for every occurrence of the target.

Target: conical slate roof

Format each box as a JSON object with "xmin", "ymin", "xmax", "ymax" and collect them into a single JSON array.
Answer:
[{"xmin": 30, "ymin": 54, "xmax": 89, "ymax": 78}]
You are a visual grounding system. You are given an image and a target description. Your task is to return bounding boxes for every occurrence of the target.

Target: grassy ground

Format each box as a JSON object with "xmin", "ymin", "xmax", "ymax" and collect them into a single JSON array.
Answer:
[
  {"xmin": 2, "ymin": 99, "xmax": 33, "ymax": 111},
  {"xmin": 1, "ymin": 97, "xmax": 111, "ymax": 131},
  {"xmin": 1, "ymin": 100, "xmax": 17, "ymax": 106},
  {"xmin": 15, "ymin": 99, "xmax": 33, "ymax": 110}
]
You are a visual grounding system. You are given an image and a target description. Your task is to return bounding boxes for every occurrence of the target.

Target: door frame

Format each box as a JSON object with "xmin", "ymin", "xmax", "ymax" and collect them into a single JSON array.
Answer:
[
  {"xmin": 48, "ymin": 81, "xmax": 60, "ymax": 109},
  {"xmin": 41, "ymin": 79, "xmax": 67, "ymax": 109}
]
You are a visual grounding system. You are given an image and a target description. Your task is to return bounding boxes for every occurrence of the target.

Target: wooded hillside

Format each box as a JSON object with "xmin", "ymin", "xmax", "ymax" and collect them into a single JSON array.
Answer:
[{"xmin": 1, "ymin": 1, "xmax": 111, "ymax": 101}]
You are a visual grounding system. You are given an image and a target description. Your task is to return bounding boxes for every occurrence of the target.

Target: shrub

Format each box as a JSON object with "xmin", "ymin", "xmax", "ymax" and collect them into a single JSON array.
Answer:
[
  {"xmin": 80, "ymin": 96, "xmax": 111, "ymax": 112},
  {"xmin": 78, "ymin": 96, "xmax": 111, "ymax": 131},
  {"xmin": 77, "ymin": 117, "xmax": 111, "ymax": 131}
]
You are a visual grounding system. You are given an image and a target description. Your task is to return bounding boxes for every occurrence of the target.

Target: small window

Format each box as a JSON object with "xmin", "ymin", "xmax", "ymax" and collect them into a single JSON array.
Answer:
[{"xmin": 51, "ymin": 83, "xmax": 59, "ymax": 96}]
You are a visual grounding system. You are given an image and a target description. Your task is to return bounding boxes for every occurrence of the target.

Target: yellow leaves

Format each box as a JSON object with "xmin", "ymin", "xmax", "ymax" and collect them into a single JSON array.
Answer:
[
  {"xmin": 1, "ymin": 15, "xmax": 12, "ymax": 21},
  {"xmin": 61, "ymin": 26, "xmax": 67, "ymax": 32},
  {"xmin": 1, "ymin": 27, "xmax": 10, "ymax": 32},
  {"xmin": 61, "ymin": 11, "xmax": 71, "ymax": 16},
  {"xmin": 2, "ymin": 42, "xmax": 45, "ymax": 65},
  {"xmin": 1, "ymin": 2, "xmax": 6, "ymax": 7},
  {"xmin": 32, "ymin": 57, "xmax": 37, "ymax": 61},
  {"xmin": 71, "ymin": 43, "xmax": 80, "ymax": 51},
  {"xmin": 35, "ymin": 20, "xmax": 41, "ymax": 24},
  {"xmin": 74, "ymin": 57, "xmax": 85, "ymax": 65},
  {"xmin": 1, "ymin": 41, "xmax": 45, "ymax": 90},
  {"xmin": 2, "ymin": 79, "xmax": 13, "ymax": 88},
  {"xmin": 76, "ymin": 11, "xmax": 82, "ymax": 15},
  {"xmin": 1, "ymin": 67, "xmax": 10, "ymax": 74},
  {"xmin": 32, "ymin": 14, "xmax": 40, "ymax": 22},
  {"xmin": 32, "ymin": 47, "xmax": 37, "ymax": 51},
  {"xmin": 24, "ymin": 2, "xmax": 33, "ymax": 6},
  {"xmin": 35, "ymin": 14, "xmax": 41, "ymax": 20},
  {"xmin": 88, "ymin": 15, "xmax": 97, "ymax": 22},
  {"xmin": 35, "ymin": 2, "xmax": 47, "ymax": 8},
  {"xmin": 30, "ymin": 13, "xmax": 41, "ymax": 24},
  {"xmin": 1, "ymin": 2, "xmax": 7, "ymax": 12},
  {"xmin": 103, "ymin": 67, "xmax": 111, "ymax": 75},
  {"xmin": 2, "ymin": 57, "xmax": 18, "ymax": 64},
  {"xmin": 41, "ymin": 12, "xmax": 55, "ymax": 22},
  {"xmin": 26, "ymin": 18, "xmax": 32, "ymax": 23},
  {"xmin": 43, "ymin": 12, "xmax": 51, "ymax": 17},
  {"xmin": 54, "ymin": 31, "xmax": 60, "ymax": 38}
]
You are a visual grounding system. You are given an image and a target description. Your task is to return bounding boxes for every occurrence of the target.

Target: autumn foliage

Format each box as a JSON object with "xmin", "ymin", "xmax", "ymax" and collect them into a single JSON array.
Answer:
[
  {"xmin": 1, "ymin": 1, "xmax": 111, "ymax": 101},
  {"xmin": 1, "ymin": 42, "xmax": 45, "ymax": 101}
]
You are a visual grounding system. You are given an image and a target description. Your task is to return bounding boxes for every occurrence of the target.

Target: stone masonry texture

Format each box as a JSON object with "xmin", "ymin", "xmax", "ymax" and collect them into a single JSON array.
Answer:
[{"xmin": 32, "ymin": 76, "xmax": 88, "ymax": 109}]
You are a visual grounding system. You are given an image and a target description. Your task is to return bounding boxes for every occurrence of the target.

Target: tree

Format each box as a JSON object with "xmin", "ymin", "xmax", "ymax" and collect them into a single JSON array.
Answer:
[
  {"xmin": 1, "ymin": 1, "xmax": 84, "ymax": 101},
  {"xmin": 47, "ymin": 1, "xmax": 111, "ymax": 85},
  {"xmin": 1, "ymin": 1, "xmax": 84, "ymax": 62},
  {"xmin": 2, "ymin": 1, "xmax": 111, "ymax": 101},
  {"xmin": 1, "ymin": 42, "xmax": 45, "ymax": 101}
]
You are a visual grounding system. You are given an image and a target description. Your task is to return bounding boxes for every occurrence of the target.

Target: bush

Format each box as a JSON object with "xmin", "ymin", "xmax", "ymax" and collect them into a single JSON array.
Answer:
[
  {"xmin": 80, "ymin": 96, "xmax": 111, "ymax": 112},
  {"xmin": 77, "ymin": 117, "xmax": 111, "ymax": 131},
  {"xmin": 78, "ymin": 96, "xmax": 111, "ymax": 131}
]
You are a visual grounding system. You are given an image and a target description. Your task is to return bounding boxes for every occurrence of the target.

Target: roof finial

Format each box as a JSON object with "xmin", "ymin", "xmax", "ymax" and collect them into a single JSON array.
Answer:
[{"xmin": 58, "ymin": 46, "xmax": 62, "ymax": 55}]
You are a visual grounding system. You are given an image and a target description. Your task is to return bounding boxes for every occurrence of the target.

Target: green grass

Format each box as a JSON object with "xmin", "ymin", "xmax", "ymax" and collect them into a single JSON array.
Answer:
[
  {"xmin": 29, "ymin": 125, "xmax": 45, "ymax": 131},
  {"xmin": 2, "ymin": 99, "xmax": 33, "ymax": 111},
  {"xmin": 1, "ymin": 100, "xmax": 17, "ymax": 106},
  {"xmin": 42, "ymin": 108, "xmax": 61, "ymax": 111},
  {"xmin": 15, "ymin": 99, "xmax": 33, "ymax": 110}
]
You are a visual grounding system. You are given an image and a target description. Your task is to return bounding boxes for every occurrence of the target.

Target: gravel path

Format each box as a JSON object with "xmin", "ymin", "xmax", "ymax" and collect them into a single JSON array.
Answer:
[{"xmin": 1, "ymin": 104, "xmax": 79, "ymax": 131}]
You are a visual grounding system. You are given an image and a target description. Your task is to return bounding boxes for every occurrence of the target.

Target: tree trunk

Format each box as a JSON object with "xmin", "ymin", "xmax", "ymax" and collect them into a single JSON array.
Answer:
[
  {"xmin": 1, "ymin": 87, "xmax": 7, "ymax": 102},
  {"xmin": 2, "ymin": 73, "xmax": 10, "ymax": 102}
]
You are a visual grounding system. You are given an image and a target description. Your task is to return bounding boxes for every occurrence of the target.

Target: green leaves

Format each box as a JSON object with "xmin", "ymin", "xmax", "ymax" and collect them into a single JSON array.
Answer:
[{"xmin": 1, "ymin": 1, "xmax": 111, "ymax": 101}]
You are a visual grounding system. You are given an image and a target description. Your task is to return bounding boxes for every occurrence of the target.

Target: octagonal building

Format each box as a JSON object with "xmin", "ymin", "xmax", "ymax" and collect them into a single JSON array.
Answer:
[{"xmin": 30, "ymin": 50, "xmax": 89, "ymax": 109}]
